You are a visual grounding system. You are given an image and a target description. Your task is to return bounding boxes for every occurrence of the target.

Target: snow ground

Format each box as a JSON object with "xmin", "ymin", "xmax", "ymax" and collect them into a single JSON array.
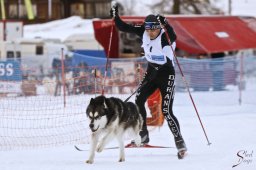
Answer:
[{"xmin": 0, "ymin": 88, "xmax": 255, "ymax": 170}]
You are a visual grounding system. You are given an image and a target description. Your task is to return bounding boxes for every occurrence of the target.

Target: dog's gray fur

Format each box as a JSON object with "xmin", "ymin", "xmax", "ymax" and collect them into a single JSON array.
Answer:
[{"xmin": 86, "ymin": 95, "xmax": 143, "ymax": 164}]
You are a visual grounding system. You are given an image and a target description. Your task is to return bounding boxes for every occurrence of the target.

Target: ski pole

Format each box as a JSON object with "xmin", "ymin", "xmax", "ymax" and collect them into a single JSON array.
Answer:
[
  {"xmin": 94, "ymin": 68, "xmax": 97, "ymax": 97},
  {"xmin": 158, "ymin": 17, "xmax": 211, "ymax": 146},
  {"xmin": 101, "ymin": 2, "xmax": 116, "ymax": 95}
]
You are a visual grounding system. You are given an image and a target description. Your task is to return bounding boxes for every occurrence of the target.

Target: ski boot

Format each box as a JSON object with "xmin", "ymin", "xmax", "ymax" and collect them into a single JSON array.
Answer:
[{"xmin": 175, "ymin": 137, "xmax": 187, "ymax": 159}]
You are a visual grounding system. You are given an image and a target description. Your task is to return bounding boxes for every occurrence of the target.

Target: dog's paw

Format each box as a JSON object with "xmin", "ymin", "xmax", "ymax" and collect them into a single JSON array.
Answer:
[
  {"xmin": 85, "ymin": 159, "xmax": 94, "ymax": 164},
  {"xmin": 96, "ymin": 145, "xmax": 104, "ymax": 152},
  {"xmin": 134, "ymin": 138, "xmax": 141, "ymax": 147},
  {"xmin": 134, "ymin": 142, "xmax": 141, "ymax": 147},
  {"xmin": 118, "ymin": 158, "xmax": 125, "ymax": 162}
]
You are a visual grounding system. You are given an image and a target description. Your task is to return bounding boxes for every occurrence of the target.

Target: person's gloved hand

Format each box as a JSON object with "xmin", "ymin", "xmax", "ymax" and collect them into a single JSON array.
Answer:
[
  {"xmin": 110, "ymin": 4, "xmax": 118, "ymax": 18},
  {"xmin": 156, "ymin": 14, "xmax": 168, "ymax": 26}
]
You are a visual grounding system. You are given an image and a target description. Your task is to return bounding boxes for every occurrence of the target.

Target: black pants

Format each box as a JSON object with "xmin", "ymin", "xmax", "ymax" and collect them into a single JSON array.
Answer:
[{"xmin": 135, "ymin": 61, "xmax": 183, "ymax": 140}]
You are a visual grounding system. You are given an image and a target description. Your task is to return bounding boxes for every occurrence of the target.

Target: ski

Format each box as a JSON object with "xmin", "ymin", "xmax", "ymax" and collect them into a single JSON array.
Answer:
[
  {"xmin": 125, "ymin": 143, "xmax": 173, "ymax": 148},
  {"xmin": 74, "ymin": 145, "xmax": 89, "ymax": 151},
  {"xmin": 74, "ymin": 144, "xmax": 173, "ymax": 151},
  {"xmin": 74, "ymin": 145, "xmax": 119, "ymax": 151}
]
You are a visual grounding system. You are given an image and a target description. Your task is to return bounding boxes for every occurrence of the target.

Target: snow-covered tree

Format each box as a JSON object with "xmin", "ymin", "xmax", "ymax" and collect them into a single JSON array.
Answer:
[{"xmin": 149, "ymin": 0, "xmax": 224, "ymax": 15}]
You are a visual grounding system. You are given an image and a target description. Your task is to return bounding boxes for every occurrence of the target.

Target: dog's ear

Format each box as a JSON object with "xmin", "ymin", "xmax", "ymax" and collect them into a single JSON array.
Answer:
[
  {"xmin": 90, "ymin": 98, "xmax": 94, "ymax": 104},
  {"xmin": 103, "ymin": 98, "xmax": 108, "ymax": 109}
]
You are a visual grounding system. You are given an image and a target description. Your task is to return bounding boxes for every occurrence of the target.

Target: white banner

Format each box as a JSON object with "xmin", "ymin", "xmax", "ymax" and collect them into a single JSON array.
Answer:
[{"xmin": 0, "ymin": 81, "xmax": 22, "ymax": 93}]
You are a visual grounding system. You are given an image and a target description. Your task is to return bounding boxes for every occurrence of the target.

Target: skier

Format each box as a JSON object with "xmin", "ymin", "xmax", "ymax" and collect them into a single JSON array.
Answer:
[{"xmin": 110, "ymin": 4, "xmax": 187, "ymax": 159}]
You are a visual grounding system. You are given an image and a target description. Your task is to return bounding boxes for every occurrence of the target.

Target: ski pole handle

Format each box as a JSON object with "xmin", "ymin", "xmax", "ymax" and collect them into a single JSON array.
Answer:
[{"xmin": 111, "ymin": 1, "xmax": 117, "ymax": 8}]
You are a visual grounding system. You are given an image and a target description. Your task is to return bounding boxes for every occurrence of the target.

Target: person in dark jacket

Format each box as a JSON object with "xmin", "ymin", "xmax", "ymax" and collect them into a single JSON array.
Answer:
[{"xmin": 110, "ymin": 4, "xmax": 187, "ymax": 158}]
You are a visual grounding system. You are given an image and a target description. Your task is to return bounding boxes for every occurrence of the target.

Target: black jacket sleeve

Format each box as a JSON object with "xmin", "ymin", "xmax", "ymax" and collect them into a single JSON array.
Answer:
[
  {"xmin": 114, "ymin": 16, "xmax": 145, "ymax": 37},
  {"xmin": 161, "ymin": 23, "xmax": 177, "ymax": 48}
]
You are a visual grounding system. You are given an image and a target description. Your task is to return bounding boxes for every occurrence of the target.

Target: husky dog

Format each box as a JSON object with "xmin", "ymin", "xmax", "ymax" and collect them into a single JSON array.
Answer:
[{"xmin": 85, "ymin": 95, "xmax": 143, "ymax": 164}]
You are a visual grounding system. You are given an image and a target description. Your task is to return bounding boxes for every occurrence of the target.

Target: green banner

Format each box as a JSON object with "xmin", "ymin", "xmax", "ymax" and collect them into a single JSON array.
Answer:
[
  {"xmin": 24, "ymin": 0, "xmax": 34, "ymax": 20},
  {"xmin": 0, "ymin": 0, "xmax": 6, "ymax": 19}
]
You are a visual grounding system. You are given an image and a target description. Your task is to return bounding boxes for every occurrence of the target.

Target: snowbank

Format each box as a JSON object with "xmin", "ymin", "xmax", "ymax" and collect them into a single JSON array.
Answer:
[{"xmin": 24, "ymin": 16, "xmax": 95, "ymax": 42}]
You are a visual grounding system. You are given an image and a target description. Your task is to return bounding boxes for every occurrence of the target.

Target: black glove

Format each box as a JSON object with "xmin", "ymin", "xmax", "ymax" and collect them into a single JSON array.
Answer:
[
  {"xmin": 156, "ymin": 14, "xmax": 168, "ymax": 26},
  {"xmin": 110, "ymin": 4, "xmax": 118, "ymax": 18}
]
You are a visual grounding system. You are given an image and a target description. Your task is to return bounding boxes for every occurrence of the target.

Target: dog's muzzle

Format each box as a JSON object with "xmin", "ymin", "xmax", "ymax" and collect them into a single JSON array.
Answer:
[{"xmin": 89, "ymin": 123, "xmax": 99, "ymax": 132}]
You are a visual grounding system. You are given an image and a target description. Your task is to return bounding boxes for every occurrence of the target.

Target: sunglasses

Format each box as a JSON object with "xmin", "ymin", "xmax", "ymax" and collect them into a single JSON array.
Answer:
[{"xmin": 144, "ymin": 22, "xmax": 161, "ymax": 30}]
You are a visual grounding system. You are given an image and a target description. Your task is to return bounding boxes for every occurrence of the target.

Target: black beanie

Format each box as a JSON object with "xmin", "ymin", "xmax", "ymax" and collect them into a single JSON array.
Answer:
[
  {"xmin": 144, "ymin": 14, "xmax": 158, "ymax": 23},
  {"xmin": 144, "ymin": 14, "xmax": 161, "ymax": 30}
]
